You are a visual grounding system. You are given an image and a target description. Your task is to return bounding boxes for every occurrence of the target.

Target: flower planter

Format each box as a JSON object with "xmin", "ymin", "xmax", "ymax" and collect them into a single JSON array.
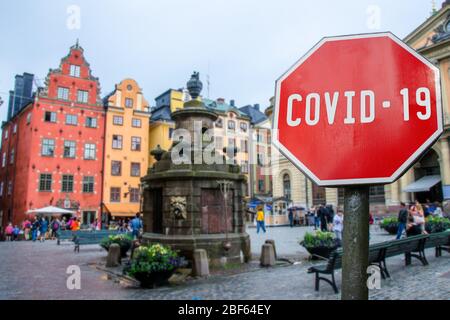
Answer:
[
  {"xmin": 100, "ymin": 234, "xmax": 133, "ymax": 258},
  {"xmin": 304, "ymin": 246, "xmax": 338, "ymax": 260},
  {"xmin": 425, "ymin": 217, "xmax": 450, "ymax": 234},
  {"xmin": 133, "ymin": 270, "xmax": 175, "ymax": 288},
  {"xmin": 101, "ymin": 242, "xmax": 131, "ymax": 258},
  {"xmin": 382, "ymin": 224, "xmax": 399, "ymax": 235}
]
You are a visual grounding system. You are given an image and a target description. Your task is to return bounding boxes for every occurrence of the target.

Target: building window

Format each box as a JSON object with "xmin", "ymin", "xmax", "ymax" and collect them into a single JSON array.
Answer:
[
  {"xmin": 84, "ymin": 143, "xmax": 96, "ymax": 160},
  {"xmin": 44, "ymin": 111, "xmax": 57, "ymax": 123},
  {"xmin": 215, "ymin": 118, "xmax": 223, "ymax": 128},
  {"xmin": 257, "ymin": 133, "xmax": 263, "ymax": 143},
  {"xmin": 110, "ymin": 187, "xmax": 121, "ymax": 202},
  {"xmin": 169, "ymin": 128, "xmax": 174, "ymax": 139},
  {"xmin": 61, "ymin": 175, "xmax": 74, "ymax": 193},
  {"xmin": 39, "ymin": 174, "xmax": 52, "ymax": 192},
  {"xmin": 4, "ymin": 129, "xmax": 8, "ymax": 140},
  {"xmin": 42, "ymin": 139, "xmax": 55, "ymax": 157},
  {"xmin": 241, "ymin": 161, "xmax": 248, "ymax": 173},
  {"xmin": 57, "ymin": 87, "xmax": 70, "ymax": 100},
  {"xmin": 131, "ymin": 137, "xmax": 141, "ymax": 151},
  {"xmin": 258, "ymin": 179, "xmax": 264, "ymax": 192},
  {"xmin": 63, "ymin": 140, "xmax": 76, "ymax": 158},
  {"xmin": 7, "ymin": 181, "xmax": 12, "ymax": 195},
  {"xmin": 65, "ymin": 114, "xmax": 78, "ymax": 125},
  {"xmin": 70, "ymin": 65, "xmax": 81, "ymax": 77},
  {"xmin": 111, "ymin": 160, "xmax": 122, "ymax": 176},
  {"xmin": 130, "ymin": 188, "xmax": 140, "ymax": 203},
  {"xmin": 0, "ymin": 182, "xmax": 3, "ymax": 196},
  {"xmin": 131, "ymin": 162, "xmax": 141, "ymax": 177},
  {"xmin": 9, "ymin": 148, "xmax": 14, "ymax": 164},
  {"xmin": 1, "ymin": 152, "xmax": 5, "ymax": 167},
  {"xmin": 85, "ymin": 117, "xmax": 97, "ymax": 128},
  {"xmin": 82, "ymin": 211, "xmax": 96, "ymax": 225},
  {"xmin": 228, "ymin": 138, "xmax": 236, "ymax": 148},
  {"xmin": 82, "ymin": 176, "xmax": 94, "ymax": 193},
  {"xmin": 13, "ymin": 124, "xmax": 17, "ymax": 134},
  {"xmin": 240, "ymin": 122, "xmax": 248, "ymax": 132},
  {"xmin": 132, "ymin": 118, "xmax": 141, "ymax": 128},
  {"xmin": 113, "ymin": 116, "xmax": 123, "ymax": 126},
  {"xmin": 112, "ymin": 135, "xmax": 122, "ymax": 149},
  {"xmin": 125, "ymin": 98, "xmax": 133, "ymax": 108},
  {"xmin": 241, "ymin": 140, "xmax": 248, "ymax": 153},
  {"xmin": 26, "ymin": 113, "xmax": 32, "ymax": 124},
  {"xmin": 283, "ymin": 173, "xmax": 291, "ymax": 201},
  {"xmin": 369, "ymin": 186, "xmax": 386, "ymax": 203},
  {"xmin": 257, "ymin": 154, "xmax": 264, "ymax": 166},
  {"xmin": 228, "ymin": 120, "xmax": 235, "ymax": 131},
  {"xmin": 77, "ymin": 90, "xmax": 89, "ymax": 103},
  {"xmin": 312, "ymin": 183, "xmax": 326, "ymax": 206}
]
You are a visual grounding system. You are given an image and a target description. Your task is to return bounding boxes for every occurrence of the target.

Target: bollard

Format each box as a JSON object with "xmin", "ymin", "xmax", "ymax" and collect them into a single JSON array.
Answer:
[
  {"xmin": 260, "ymin": 243, "xmax": 275, "ymax": 267},
  {"xmin": 192, "ymin": 249, "xmax": 209, "ymax": 277},
  {"xmin": 106, "ymin": 243, "xmax": 121, "ymax": 267},
  {"xmin": 265, "ymin": 239, "xmax": 277, "ymax": 260}
]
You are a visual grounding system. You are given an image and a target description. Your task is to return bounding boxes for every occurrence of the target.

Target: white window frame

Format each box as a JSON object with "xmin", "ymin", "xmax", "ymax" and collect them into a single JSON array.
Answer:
[
  {"xmin": 65, "ymin": 114, "xmax": 78, "ymax": 126},
  {"xmin": 70, "ymin": 65, "xmax": 81, "ymax": 77},
  {"xmin": 57, "ymin": 87, "xmax": 70, "ymax": 100},
  {"xmin": 84, "ymin": 143, "xmax": 96, "ymax": 160},
  {"xmin": 77, "ymin": 90, "xmax": 89, "ymax": 103}
]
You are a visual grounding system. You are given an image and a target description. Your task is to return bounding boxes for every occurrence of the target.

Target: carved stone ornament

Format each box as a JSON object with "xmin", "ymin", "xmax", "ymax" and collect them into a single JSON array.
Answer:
[{"xmin": 170, "ymin": 196, "xmax": 187, "ymax": 220}]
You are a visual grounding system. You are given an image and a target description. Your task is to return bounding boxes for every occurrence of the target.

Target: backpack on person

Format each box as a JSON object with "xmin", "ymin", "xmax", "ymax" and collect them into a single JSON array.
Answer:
[{"xmin": 52, "ymin": 221, "xmax": 59, "ymax": 231}]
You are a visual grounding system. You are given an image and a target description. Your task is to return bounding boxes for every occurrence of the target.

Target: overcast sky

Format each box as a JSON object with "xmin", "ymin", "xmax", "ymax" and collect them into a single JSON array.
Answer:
[{"xmin": 0, "ymin": 0, "xmax": 433, "ymax": 121}]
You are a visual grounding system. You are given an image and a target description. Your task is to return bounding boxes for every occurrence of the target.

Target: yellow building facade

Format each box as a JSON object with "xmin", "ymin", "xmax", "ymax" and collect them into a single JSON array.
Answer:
[
  {"xmin": 103, "ymin": 79, "xmax": 150, "ymax": 219},
  {"xmin": 148, "ymin": 89, "xmax": 187, "ymax": 166}
]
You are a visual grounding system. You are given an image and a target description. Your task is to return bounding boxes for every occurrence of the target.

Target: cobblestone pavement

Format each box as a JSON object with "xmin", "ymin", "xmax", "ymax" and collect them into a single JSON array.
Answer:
[
  {"xmin": 247, "ymin": 224, "xmax": 390, "ymax": 258},
  {"xmin": 0, "ymin": 226, "xmax": 449, "ymax": 300}
]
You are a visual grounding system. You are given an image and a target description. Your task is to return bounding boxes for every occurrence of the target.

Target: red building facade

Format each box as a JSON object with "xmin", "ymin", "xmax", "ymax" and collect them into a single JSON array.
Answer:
[{"xmin": 0, "ymin": 43, "xmax": 105, "ymax": 228}]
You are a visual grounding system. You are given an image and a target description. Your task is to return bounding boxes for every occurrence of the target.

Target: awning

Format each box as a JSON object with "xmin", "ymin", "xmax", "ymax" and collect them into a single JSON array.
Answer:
[
  {"xmin": 27, "ymin": 206, "xmax": 75, "ymax": 216},
  {"xmin": 402, "ymin": 175, "xmax": 441, "ymax": 193},
  {"xmin": 103, "ymin": 203, "xmax": 139, "ymax": 217}
]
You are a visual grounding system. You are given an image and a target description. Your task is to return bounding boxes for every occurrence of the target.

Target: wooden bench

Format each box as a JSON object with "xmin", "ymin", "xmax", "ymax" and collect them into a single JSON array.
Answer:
[
  {"xmin": 56, "ymin": 230, "xmax": 77, "ymax": 245},
  {"xmin": 368, "ymin": 241, "xmax": 391, "ymax": 279},
  {"xmin": 307, "ymin": 233, "xmax": 431, "ymax": 293},
  {"xmin": 307, "ymin": 243, "xmax": 391, "ymax": 293},
  {"xmin": 424, "ymin": 230, "xmax": 450, "ymax": 257},
  {"xmin": 307, "ymin": 249, "xmax": 342, "ymax": 294},
  {"xmin": 57, "ymin": 230, "xmax": 122, "ymax": 245},
  {"xmin": 73, "ymin": 231, "xmax": 129, "ymax": 252},
  {"xmin": 384, "ymin": 234, "xmax": 429, "ymax": 266}
]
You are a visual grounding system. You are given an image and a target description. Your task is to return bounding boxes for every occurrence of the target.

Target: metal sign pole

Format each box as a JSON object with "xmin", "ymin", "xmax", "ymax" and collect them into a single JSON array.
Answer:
[{"xmin": 342, "ymin": 185, "xmax": 370, "ymax": 300}]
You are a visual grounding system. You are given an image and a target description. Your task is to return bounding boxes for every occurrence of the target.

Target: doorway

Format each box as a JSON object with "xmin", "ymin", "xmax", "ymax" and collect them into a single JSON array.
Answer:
[
  {"xmin": 201, "ymin": 188, "xmax": 233, "ymax": 234},
  {"xmin": 414, "ymin": 149, "xmax": 442, "ymax": 202},
  {"xmin": 152, "ymin": 188, "xmax": 163, "ymax": 233}
]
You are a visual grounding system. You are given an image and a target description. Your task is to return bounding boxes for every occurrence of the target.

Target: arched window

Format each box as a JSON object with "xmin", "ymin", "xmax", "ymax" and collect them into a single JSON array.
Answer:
[{"xmin": 283, "ymin": 173, "xmax": 291, "ymax": 201}]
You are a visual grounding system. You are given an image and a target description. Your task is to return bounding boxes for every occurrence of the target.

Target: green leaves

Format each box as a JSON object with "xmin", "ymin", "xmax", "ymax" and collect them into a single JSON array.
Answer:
[
  {"xmin": 100, "ymin": 233, "xmax": 133, "ymax": 251},
  {"xmin": 380, "ymin": 217, "xmax": 398, "ymax": 228},
  {"xmin": 425, "ymin": 216, "xmax": 450, "ymax": 233},
  {"xmin": 300, "ymin": 231, "xmax": 337, "ymax": 248},
  {"xmin": 126, "ymin": 244, "xmax": 186, "ymax": 277}
]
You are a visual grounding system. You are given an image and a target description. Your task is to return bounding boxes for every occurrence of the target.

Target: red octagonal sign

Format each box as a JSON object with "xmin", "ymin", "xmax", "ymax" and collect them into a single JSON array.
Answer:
[{"xmin": 273, "ymin": 33, "xmax": 443, "ymax": 186}]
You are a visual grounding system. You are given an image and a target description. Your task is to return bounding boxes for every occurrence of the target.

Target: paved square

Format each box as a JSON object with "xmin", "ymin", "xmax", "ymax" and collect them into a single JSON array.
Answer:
[{"xmin": 0, "ymin": 226, "xmax": 449, "ymax": 300}]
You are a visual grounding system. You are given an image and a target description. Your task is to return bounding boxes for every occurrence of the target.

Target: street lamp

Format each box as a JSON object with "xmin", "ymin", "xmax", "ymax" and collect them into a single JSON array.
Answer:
[{"xmin": 217, "ymin": 180, "xmax": 233, "ymax": 251}]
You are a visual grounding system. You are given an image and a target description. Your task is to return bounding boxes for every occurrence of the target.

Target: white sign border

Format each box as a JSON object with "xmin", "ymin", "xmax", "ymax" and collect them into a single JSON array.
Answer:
[{"xmin": 272, "ymin": 32, "xmax": 443, "ymax": 187}]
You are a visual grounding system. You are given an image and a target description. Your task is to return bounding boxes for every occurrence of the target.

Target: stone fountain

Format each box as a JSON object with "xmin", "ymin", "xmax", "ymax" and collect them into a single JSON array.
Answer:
[{"xmin": 141, "ymin": 72, "xmax": 251, "ymax": 267}]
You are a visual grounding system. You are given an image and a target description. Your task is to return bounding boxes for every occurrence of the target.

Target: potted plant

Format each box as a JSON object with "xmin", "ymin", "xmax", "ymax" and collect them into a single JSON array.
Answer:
[
  {"xmin": 300, "ymin": 231, "xmax": 339, "ymax": 260},
  {"xmin": 425, "ymin": 216, "xmax": 450, "ymax": 234},
  {"xmin": 100, "ymin": 234, "xmax": 133, "ymax": 258},
  {"xmin": 125, "ymin": 243, "xmax": 187, "ymax": 288},
  {"xmin": 380, "ymin": 217, "xmax": 399, "ymax": 235}
]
